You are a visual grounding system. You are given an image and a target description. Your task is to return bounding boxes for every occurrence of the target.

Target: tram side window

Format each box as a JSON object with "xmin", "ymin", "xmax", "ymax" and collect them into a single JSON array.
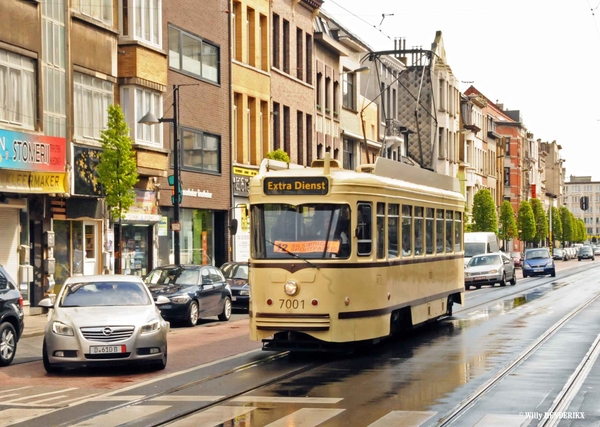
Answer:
[
  {"xmin": 357, "ymin": 203, "xmax": 372, "ymax": 256},
  {"xmin": 426, "ymin": 208, "xmax": 434, "ymax": 255},
  {"xmin": 445, "ymin": 211, "xmax": 454, "ymax": 252},
  {"xmin": 454, "ymin": 211, "xmax": 462, "ymax": 252},
  {"xmin": 377, "ymin": 203, "xmax": 385, "ymax": 259},
  {"xmin": 388, "ymin": 204, "xmax": 399, "ymax": 258},
  {"xmin": 414, "ymin": 207, "xmax": 424, "ymax": 255},
  {"xmin": 436, "ymin": 209, "xmax": 444, "ymax": 254},
  {"xmin": 402, "ymin": 205, "xmax": 412, "ymax": 256}
]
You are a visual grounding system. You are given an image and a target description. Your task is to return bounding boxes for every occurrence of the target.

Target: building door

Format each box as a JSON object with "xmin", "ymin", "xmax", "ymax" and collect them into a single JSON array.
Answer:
[{"xmin": 83, "ymin": 222, "xmax": 97, "ymax": 275}]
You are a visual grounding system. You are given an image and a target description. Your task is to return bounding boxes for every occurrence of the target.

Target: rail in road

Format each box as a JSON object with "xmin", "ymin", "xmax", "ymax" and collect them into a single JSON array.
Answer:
[{"xmin": 5, "ymin": 262, "xmax": 600, "ymax": 427}]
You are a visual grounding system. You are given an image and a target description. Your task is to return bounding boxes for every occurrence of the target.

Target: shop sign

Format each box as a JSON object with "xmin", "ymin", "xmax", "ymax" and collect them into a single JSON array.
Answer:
[
  {"xmin": 123, "ymin": 190, "xmax": 161, "ymax": 222},
  {"xmin": 0, "ymin": 129, "xmax": 66, "ymax": 172},
  {"xmin": 0, "ymin": 170, "xmax": 67, "ymax": 193},
  {"xmin": 158, "ymin": 216, "xmax": 168, "ymax": 236},
  {"xmin": 182, "ymin": 188, "xmax": 213, "ymax": 198},
  {"xmin": 232, "ymin": 166, "xmax": 258, "ymax": 197}
]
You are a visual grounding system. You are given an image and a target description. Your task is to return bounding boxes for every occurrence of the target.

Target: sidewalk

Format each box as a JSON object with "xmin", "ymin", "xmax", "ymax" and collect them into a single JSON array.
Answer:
[{"xmin": 21, "ymin": 313, "xmax": 49, "ymax": 339}]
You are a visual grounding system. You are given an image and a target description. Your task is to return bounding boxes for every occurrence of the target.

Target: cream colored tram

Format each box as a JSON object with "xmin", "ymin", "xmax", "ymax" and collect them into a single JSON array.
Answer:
[{"xmin": 248, "ymin": 154, "xmax": 465, "ymax": 351}]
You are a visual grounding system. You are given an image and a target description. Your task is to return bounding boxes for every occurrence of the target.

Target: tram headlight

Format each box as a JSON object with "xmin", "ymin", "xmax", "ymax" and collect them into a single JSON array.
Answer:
[{"xmin": 284, "ymin": 280, "xmax": 299, "ymax": 296}]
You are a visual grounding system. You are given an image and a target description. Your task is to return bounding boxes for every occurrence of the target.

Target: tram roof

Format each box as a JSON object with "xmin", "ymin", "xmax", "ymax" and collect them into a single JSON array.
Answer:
[{"xmin": 255, "ymin": 156, "xmax": 462, "ymax": 199}]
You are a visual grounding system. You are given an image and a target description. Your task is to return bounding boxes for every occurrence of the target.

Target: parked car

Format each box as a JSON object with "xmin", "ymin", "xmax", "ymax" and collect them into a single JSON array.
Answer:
[
  {"xmin": 464, "ymin": 253, "xmax": 517, "ymax": 290},
  {"xmin": 220, "ymin": 261, "xmax": 250, "ymax": 311},
  {"xmin": 522, "ymin": 248, "xmax": 555, "ymax": 278},
  {"xmin": 0, "ymin": 266, "xmax": 24, "ymax": 366},
  {"xmin": 510, "ymin": 251, "xmax": 523, "ymax": 267},
  {"xmin": 144, "ymin": 265, "xmax": 232, "ymax": 327},
  {"xmin": 566, "ymin": 247, "xmax": 576, "ymax": 259},
  {"xmin": 38, "ymin": 275, "xmax": 169, "ymax": 373},
  {"xmin": 594, "ymin": 246, "xmax": 600, "ymax": 256},
  {"xmin": 552, "ymin": 248, "xmax": 567, "ymax": 261},
  {"xmin": 578, "ymin": 246, "xmax": 595, "ymax": 261}
]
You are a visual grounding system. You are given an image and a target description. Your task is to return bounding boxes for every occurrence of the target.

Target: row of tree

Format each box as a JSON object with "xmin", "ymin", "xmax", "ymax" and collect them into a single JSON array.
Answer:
[{"xmin": 469, "ymin": 189, "xmax": 588, "ymax": 249}]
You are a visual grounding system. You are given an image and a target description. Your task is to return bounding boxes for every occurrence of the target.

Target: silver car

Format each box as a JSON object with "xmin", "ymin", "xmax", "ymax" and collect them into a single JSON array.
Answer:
[
  {"xmin": 464, "ymin": 253, "xmax": 517, "ymax": 290},
  {"xmin": 39, "ymin": 275, "xmax": 169, "ymax": 373}
]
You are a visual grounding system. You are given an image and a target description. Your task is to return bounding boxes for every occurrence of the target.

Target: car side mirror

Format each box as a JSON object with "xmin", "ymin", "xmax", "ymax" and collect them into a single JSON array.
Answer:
[
  {"xmin": 202, "ymin": 277, "xmax": 213, "ymax": 285},
  {"xmin": 38, "ymin": 297, "xmax": 54, "ymax": 308},
  {"xmin": 156, "ymin": 295, "xmax": 170, "ymax": 305}
]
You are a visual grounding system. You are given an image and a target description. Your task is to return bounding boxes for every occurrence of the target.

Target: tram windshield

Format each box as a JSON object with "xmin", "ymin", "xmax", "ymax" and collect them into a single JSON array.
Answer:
[{"xmin": 251, "ymin": 203, "xmax": 351, "ymax": 259}]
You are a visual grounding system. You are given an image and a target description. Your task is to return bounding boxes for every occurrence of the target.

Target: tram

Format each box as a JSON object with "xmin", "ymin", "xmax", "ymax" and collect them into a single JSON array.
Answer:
[{"xmin": 248, "ymin": 154, "xmax": 465, "ymax": 351}]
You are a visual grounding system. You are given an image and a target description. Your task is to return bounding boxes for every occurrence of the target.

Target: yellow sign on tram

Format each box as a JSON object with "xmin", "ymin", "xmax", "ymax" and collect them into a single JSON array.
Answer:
[
  {"xmin": 263, "ymin": 177, "xmax": 329, "ymax": 195},
  {"xmin": 273, "ymin": 240, "xmax": 340, "ymax": 253}
]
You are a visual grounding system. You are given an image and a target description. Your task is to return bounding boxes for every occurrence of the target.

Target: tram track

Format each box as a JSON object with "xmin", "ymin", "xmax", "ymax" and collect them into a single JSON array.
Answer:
[
  {"xmin": 436, "ymin": 290, "xmax": 600, "ymax": 426},
  {"xmin": 50, "ymin": 351, "xmax": 328, "ymax": 427}
]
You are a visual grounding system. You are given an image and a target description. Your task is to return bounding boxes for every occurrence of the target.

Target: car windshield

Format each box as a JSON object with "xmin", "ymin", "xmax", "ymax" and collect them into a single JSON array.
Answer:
[
  {"xmin": 464, "ymin": 242, "xmax": 486, "ymax": 257},
  {"xmin": 580, "ymin": 247, "xmax": 592, "ymax": 254},
  {"xmin": 222, "ymin": 264, "xmax": 248, "ymax": 280},
  {"xmin": 60, "ymin": 282, "xmax": 150, "ymax": 307},
  {"xmin": 511, "ymin": 252, "xmax": 521, "ymax": 258},
  {"xmin": 145, "ymin": 268, "xmax": 200, "ymax": 286},
  {"xmin": 251, "ymin": 203, "xmax": 351, "ymax": 259},
  {"xmin": 468, "ymin": 254, "xmax": 501, "ymax": 267},
  {"xmin": 525, "ymin": 249, "xmax": 550, "ymax": 260}
]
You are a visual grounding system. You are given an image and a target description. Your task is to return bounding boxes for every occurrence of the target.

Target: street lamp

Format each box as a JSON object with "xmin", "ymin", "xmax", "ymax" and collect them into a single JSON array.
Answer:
[{"xmin": 139, "ymin": 84, "xmax": 182, "ymax": 265}]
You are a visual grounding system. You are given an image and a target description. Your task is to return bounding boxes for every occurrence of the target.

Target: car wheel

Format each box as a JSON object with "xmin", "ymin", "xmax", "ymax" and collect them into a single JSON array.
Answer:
[
  {"xmin": 523, "ymin": 273, "xmax": 528, "ymax": 278},
  {"xmin": 510, "ymin": 273, "xmax": 517, "ymax": 286},
  {"xmin": 551, "ymin": 270, "xmax": 556, "ymax": 277},
  {"xmin": 0, "ymin": 322, "xmax": 17, "ymax": 366},
  {"xmin": 475, "ymin": 285, "xmax": 482, "ymax": 290},
  {"xmin": 152, "ymin": 346, "xmax": 167, "ymax": 371},
  {"xmin": 446, "ymin": 296, "xmax": 453, "ymax": 316},
  {"xmin": 499, "ymin": 273, "xmax": 506, "ymax": 287},
  {"xmin": 578, "ymin": 258, "xmax": 581, "ymax": 261},
  {"xmin": 465, "ymin": 284, "xmax": 471, "ymax": 290},
  {"xmin": 218, "ymin": 297, "xmax": 232, "ymax": 321},
  {"xmin": 42, "ymin": 340, "xmax": 61, "ymax": 374},
  {"xmin": 185, "ymin": 301, "xmax": 199, "ymax": 327}
]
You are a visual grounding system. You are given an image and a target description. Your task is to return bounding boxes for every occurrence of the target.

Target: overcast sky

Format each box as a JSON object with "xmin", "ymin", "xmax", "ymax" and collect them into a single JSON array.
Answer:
[{"xmin": 321, "ymin": 0, "xmax": 600, "ymax": 181}]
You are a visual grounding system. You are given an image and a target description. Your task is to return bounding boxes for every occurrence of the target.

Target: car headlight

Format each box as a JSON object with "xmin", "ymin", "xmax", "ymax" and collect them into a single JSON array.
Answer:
[
  {"xmin": 170, "ymin": 295, "xmax": 190, "ymax": 304},
  {"xmin": 52, "ymin": 321, "xmax": 74, "ymax": 336},
  {"xmin": 545, "ymin": 261, "xmax": 553, "ymax": 267},
  {"xmin": 141, "ymin": 320, "xmax": 160, "ymax": 334},
  {"xmin": 489, "ymin": 269, "xmax": 498, "ymax": 274}
]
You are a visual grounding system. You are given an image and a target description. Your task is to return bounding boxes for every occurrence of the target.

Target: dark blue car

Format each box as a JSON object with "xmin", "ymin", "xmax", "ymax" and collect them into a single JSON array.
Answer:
[
  {"xmin": 144, "ymin": 265, "xmax": 232, "ymax": 327},
  {"xmin": 220, "ymin": 262, "xmax": 250, "ymax": 311},
  {"xmin": 522, "ymin": 248, "xmax": 556, "ymax": 278},
  {"xmin": 0, "ymin": 265, "xmax": 24, "ymax": 366}
]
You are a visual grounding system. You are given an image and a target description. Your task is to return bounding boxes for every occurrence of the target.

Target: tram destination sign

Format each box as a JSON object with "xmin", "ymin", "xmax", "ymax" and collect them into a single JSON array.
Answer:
[{"xmin": 264, "ymin": 176, "xmax": 329, "ymax": 195}]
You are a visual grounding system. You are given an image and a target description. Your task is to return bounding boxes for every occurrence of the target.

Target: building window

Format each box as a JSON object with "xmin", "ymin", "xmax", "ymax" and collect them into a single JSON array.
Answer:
[
  {"xmin": 169, "ymin": 26, "xmax": 219, "ymax": 84},
  {"xmin": 43, "ymin": 0, "xmax": 66, "ymax": 137},
  {"xmin": 273, "ymin": 102, "xmax": 280, "ymax": 150},
  {"xmin": 342, "ymin": 72, "xmax": 355, "ymax": 109},
  {"xmin": 73, "ymin": 72, "xmax": 113, "ymax": 140},
  {"xmin": 178, "ymin": 127, "xmax": 221, "ymax": 173},
  {"xmin": 0, "ymin": 49, "xmax": 36, "ymax": 130},
  {"xmin": 504, "ymin": 167, "xmax": 510, "ymax": 186},
  {"xmin": 121, "ymin": 86, "xmax": 163, "ymax": 146},
  {"xmin": 305, "ymin": 34, "xmax": 312, "ymax": 84},
  {"xmin": 120, "ymin": 0, "xmax": 161, "ymax": 46},
  {"xmin": 282, "ymin": 19, "xmax": 290, "ymax": 73},
  {"xmin": 283, "ymin": 106, "xmax": 290, "ymax": 154},
  {"xmin": 306, "ymin": 114, "xmax": 313, "ymax": 162},
  {"xmin": 297, "ymin": 111, "xmax": 304, "ymax": 165},
  {"xmin": 343, "ymin": 139, "xmax": 355, "ymax": 170},
  {"xmin": 260, "ymin": 14, "xmax": 268, "ymax": 71},
  {"xmin": 296, "ymin": 28, "xmax": 303, "ymax": 80},
  {"xmin": 272, "ymin": 14, "xmax": 280, "ymax": 69},
  {"xmin": 76, "ymin": 0, "xmax": 113, "ymax": 25},
  {"xmin": 438, "ymin": 127, "xmax": 445, "ymax": 158}
]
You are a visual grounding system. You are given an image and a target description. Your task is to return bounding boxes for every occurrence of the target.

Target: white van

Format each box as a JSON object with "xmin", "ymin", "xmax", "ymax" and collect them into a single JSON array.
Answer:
[{"xmin": 464, "ymin": 232, "xmax": 500, "ymax": 267}]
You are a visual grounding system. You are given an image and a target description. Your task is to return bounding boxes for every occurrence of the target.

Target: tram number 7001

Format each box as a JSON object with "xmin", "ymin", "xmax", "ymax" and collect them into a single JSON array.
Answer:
[{"xmin": 279, "ymin": 299, "xmax": 305, "ymax": 309}]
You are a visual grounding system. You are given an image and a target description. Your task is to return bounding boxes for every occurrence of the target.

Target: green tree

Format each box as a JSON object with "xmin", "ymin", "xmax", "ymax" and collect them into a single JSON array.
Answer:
[
  {"xmin": 498, "ymin": 200, "xmax": 517, "ymax": 249},
  {"xmin": 530, "ymin": 198, "xmax": 548, "ymax": 247},
  {"xmin": 548, "ymin": 206, "xmax": 562, "ymax": 246},
  {"xmin": 576, "ymin": 218, "xmax": 587, "ymax": 243},
  {"xmin": 471, "ymin": 189, "xmax": 498, "ymax": 233},
  {"xmin": 266, "ymin": 148, "xmax": 290, "ymax": 163},
  {"xmin": 97, "ymin": 104, "xmax": 139, "ymax": 221},
  {"xmin": 559, "ymin": 206, "xmax": 572, "ymax": 246},
  {"xmin": 517, "ymin": 200, "xmax": 536, "ymax": 244}
]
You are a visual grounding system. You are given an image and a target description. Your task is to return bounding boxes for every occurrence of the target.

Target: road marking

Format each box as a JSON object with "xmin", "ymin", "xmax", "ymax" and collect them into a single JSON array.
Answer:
[
  {"xmin": 35, "ymin": 394, "xmax": 68, "ymax": 404},
  {"xmin": 233, "ymin": 396, "xmax": 343, "ymax": 404},
  {"xmin": 151, "ymin": 395, "xmax": 225, "ymax": 402},
  {"xmin": 70, "ymin": 405, "xmax": 170, "ymax": 427},
  {"xmin": 166, "ymin": 406, "xmax": 256, "ymax": 426},
  {"xmin": 0, "ymin": 408, "xmax": 55, "ymax": 424},
  {"xmin": 367, "ymin": 411, "xmax": 437, "ymax": 427},
  {"xmin": 5, "ymin": 387, "xmax": 79, "ymax": 403},
  {"xmin": 91, "ymin": 395, "xmax": 147, "ymax": 402},
  {"xmin": 474, "ymin": 414, "xmax": 527, "ymax": 426},
  {"xmin": 263, "ymin": 408, "xmax": 345, "ymax": 427}
]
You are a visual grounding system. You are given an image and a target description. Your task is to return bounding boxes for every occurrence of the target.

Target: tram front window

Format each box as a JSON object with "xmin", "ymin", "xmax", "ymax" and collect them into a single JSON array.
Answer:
[{"xmin": 252, "ymin": 204, "xmax": 351, "ymax": 259}]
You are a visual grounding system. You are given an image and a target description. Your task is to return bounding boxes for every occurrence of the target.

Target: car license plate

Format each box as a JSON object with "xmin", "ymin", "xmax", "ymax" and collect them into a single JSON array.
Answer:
[
  {"xmin": 90, "ymin": 345, "xmax": 126, "ymax": 354},
  {"xmin": 534, "ymin": 269, "xmax": 543, "ymax": 272},
  {"xmin": 231, "ymin": 296, "xmax": 237, "ymax": 301},
  {"xmin": 474, "ymin": 276, "xmax": 485, "ymax": 281}
]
